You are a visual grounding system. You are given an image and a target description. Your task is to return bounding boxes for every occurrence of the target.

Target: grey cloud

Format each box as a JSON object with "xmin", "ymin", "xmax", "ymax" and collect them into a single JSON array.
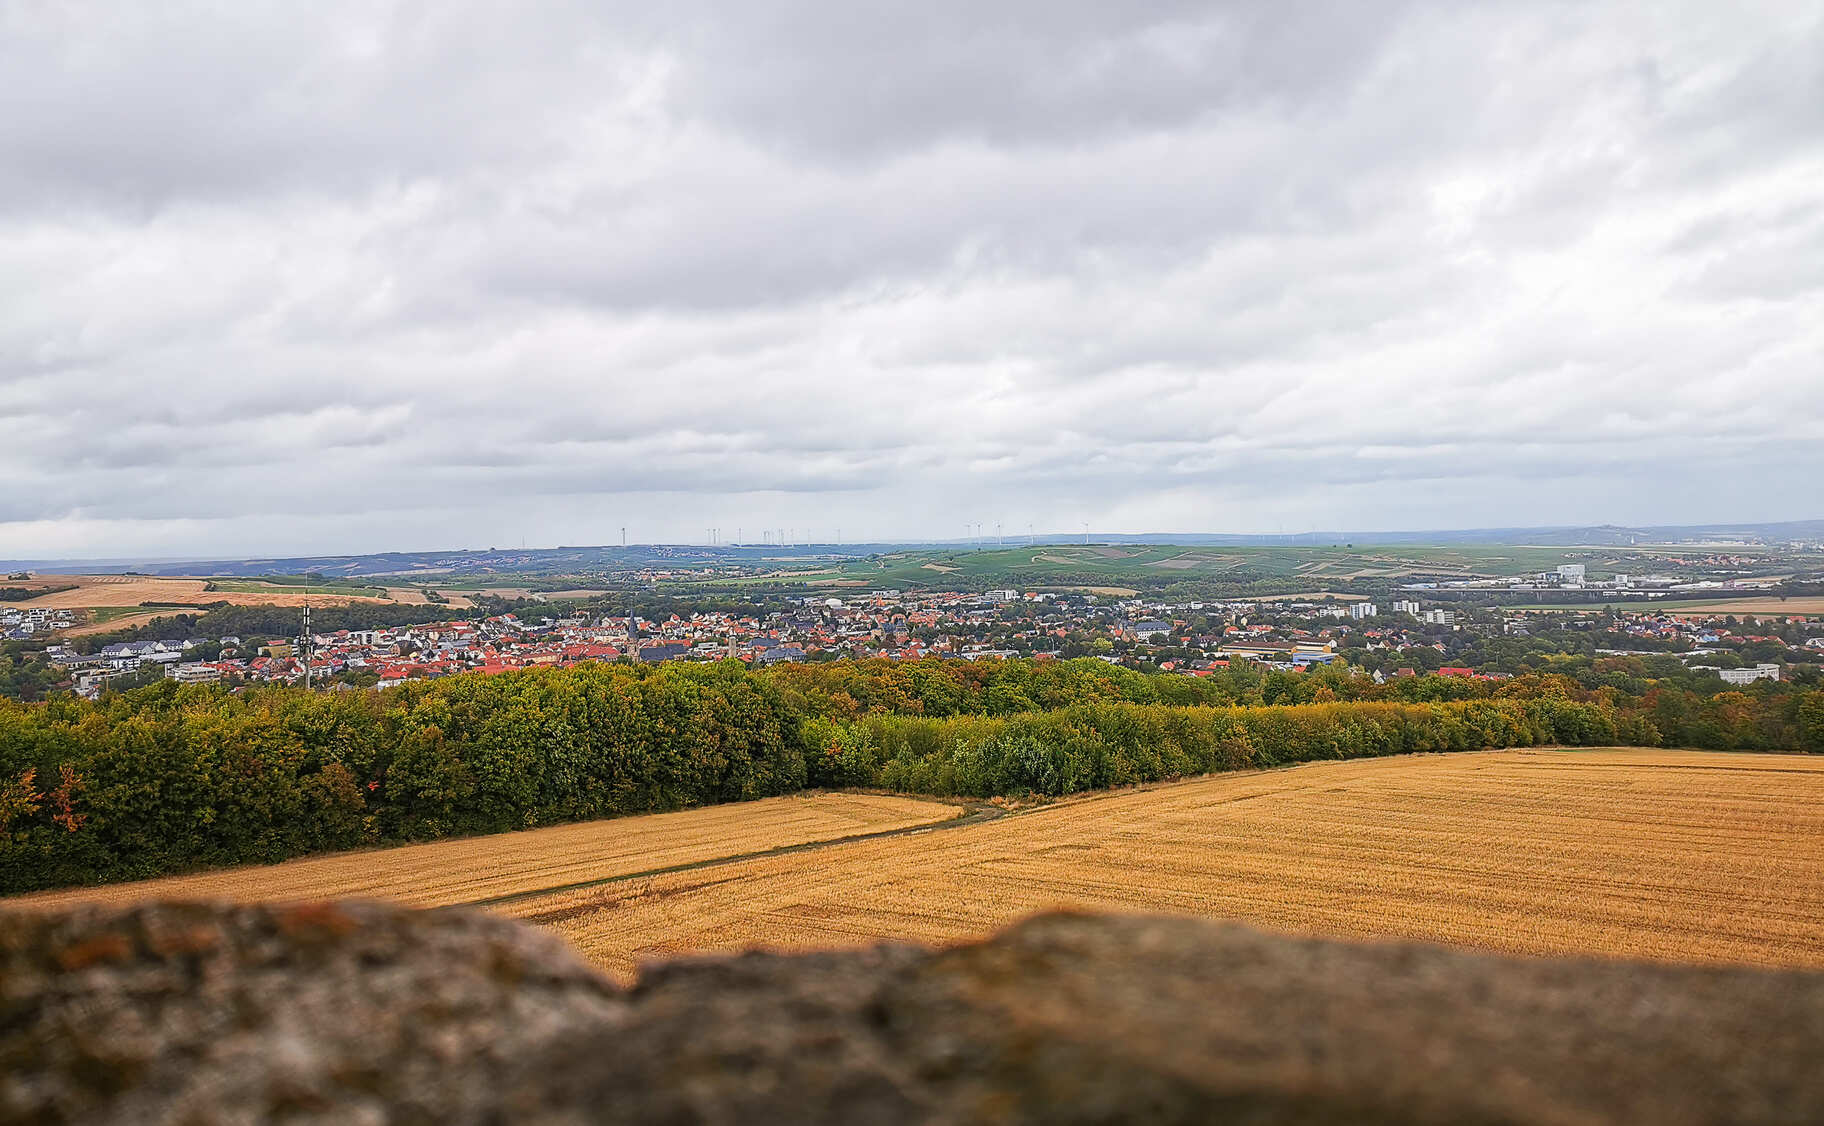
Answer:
[
  {"xmin": 653, "ymin": 0, "xmax": 1413, "ymax": 159},
  {"xmin": 0, "ymin": 1, "xmax": 641, "ymax": 213},
  {"xmin": 1, "ymin": 0, "xmax": 1821, "ymax": 557}
]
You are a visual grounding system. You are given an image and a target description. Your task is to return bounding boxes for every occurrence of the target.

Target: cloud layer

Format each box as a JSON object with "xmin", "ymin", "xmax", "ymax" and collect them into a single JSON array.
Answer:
[{"xmin": 3, "ymin": 0, "xmax": 1821, "ymax": 556}]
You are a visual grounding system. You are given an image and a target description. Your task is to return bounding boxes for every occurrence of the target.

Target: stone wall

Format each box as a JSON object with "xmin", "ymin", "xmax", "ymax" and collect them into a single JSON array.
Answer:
[{"xmin": 4, "ymin": 902, "xmax": 1821, "ymax": 1124}]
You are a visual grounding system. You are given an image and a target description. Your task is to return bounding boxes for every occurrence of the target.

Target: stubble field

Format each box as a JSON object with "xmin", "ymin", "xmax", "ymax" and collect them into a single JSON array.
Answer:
[
  {"xmin": 10, "ymin": 750, "xmax": 1821, "ymax": 980},
  {"xmin": 9, "ymin": 793, "xmax": 959, "ymax": 910},
  {"xmin": 503, "ymin": 749, "xmax": 1824, "ymax": 978},
  {"xmin": 15, "ymin": 575, "xmax": 473, "ymax": 630}
]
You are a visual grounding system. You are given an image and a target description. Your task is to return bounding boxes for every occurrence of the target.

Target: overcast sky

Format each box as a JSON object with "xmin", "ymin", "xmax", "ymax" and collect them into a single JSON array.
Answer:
[{"xmin": 3, "ymin": 1, "xmax": 1821, "ymax": 559}]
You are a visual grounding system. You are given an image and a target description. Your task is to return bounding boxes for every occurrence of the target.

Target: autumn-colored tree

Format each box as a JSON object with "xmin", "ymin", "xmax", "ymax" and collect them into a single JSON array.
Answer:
[
  {"xmin": 0, "ymin": 768, "xmax": 39, "ymax": 834},
  {"xmin": 46, "ymin": 764, "xmax": 85, "ymax": 832}
]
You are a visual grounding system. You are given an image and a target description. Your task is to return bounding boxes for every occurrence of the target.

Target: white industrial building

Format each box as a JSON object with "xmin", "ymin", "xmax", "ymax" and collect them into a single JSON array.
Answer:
[{"xmin": 1718, "ymin": 664, "xmax": 1781, "ymax": 685}]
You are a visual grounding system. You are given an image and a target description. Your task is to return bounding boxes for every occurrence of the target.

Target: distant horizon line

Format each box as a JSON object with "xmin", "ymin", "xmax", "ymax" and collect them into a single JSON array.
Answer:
[{"xmin": 5, "ymin": 517, "xmax": 1821, "ymax": 570}]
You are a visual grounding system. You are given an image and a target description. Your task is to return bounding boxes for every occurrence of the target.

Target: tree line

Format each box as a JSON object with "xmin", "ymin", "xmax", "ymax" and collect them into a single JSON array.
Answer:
[
  {"xmin": 0, "ymin": 584, "xmax": 77, "ymax": 602},
  {"xmin": 799, "ymin": 695, "xmax": 1639, "ymax": 796},
  {"xmin": 2, "ymin": 657, "xmax": 1819, "ymax": 893},
  {"xmin": 66, "ymin": 602, "xmax": 481, "ymax": 653}
]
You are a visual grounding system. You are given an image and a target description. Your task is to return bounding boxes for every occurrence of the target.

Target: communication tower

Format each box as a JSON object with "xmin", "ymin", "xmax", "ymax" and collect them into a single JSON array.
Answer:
[{"xmin": 301, "ymin": 580, "xmax": 312, "ymax": 690}]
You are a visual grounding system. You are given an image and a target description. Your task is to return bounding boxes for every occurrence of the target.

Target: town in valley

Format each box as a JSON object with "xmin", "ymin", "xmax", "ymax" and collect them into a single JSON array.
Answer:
[{"xmin": 7, "ymin": 524, "xmax": 1822, "ymax": 700}]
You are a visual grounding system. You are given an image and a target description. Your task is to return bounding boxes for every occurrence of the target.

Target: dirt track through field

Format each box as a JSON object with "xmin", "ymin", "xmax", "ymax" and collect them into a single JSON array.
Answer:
[
  {"xmin": 457, "ymin": 800, "xmax": 1003, "ymax": 910},
  {"xmin": 498, "ymin": 749, "xmax": 1824, "ymax": 978},
  {"xmin": 7, "ymin": 793, "xmax": 960, "ymax": 911}
]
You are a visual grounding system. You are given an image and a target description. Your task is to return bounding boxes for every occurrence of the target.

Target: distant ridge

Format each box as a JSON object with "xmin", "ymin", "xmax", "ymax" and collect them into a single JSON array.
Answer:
[
  {"xmin": 5, "ymin": 519, "xmax": 1819, "ymax": 575},
  {"xmin": 1024, "ymin": 520, "xmax": 1824, "ymax": 548}
]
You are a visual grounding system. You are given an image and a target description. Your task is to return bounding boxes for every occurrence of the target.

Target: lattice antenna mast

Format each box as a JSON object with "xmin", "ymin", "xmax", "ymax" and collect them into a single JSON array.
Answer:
[{"xmin": 302, "ymin": 577, "xmax": 312, "ymax": 690}]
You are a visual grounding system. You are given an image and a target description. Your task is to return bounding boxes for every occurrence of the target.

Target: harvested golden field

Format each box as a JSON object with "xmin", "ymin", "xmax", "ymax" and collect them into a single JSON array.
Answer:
[
  {"xmin": 499, "ymin": 749, "xmax": 1824, "ymax": 978},
  {"xmin": 8, "ymin": 793, "xmax": 960, "ymax": 911},
  {"xmin": 24, "ymin": 575, "xmax": 368, "ymax": 611},
  {"xmin": 17, "ymin": 575, "xmax": 218, "ymax": 609},
  {"xmin": 17, "ymin": 575, "xmax": 473, "ymax": 624}
]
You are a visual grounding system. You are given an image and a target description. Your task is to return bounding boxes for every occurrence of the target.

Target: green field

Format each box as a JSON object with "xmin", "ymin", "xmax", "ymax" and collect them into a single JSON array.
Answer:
[
  {"xmin": 666, "ymin": 543, "xmax": 1692, "ymax": 593},
  {"xmin": 426, "ymin": 577, "xmax": 591, "ymax": 593},
  {"xmin": 207, "ymin": 577, "xmax": 390, "ymax": 596},
  {"xmin": 85, "ymin": 606, "xmax": 154, "ymax": 624}
]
